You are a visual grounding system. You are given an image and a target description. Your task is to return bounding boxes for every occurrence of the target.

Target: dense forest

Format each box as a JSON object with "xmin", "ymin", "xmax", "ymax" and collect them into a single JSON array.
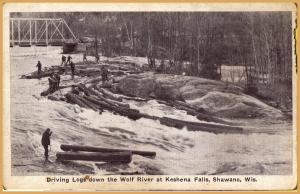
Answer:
[{"xmin": 11, "ymin": 12, "xmax": 292, "ymax": 85}]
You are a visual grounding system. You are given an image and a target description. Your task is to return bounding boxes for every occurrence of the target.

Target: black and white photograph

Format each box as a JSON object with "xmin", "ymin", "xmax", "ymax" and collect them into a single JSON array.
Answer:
[{"xmin": 3, "ymin": 3, "xmax": 297, "ymax": 191}]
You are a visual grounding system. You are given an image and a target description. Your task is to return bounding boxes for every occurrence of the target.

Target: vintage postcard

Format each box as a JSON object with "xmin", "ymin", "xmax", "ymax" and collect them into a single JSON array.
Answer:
[{"xmin": 2, "ymin": 2, "xmax": 297, "ymax": 191}]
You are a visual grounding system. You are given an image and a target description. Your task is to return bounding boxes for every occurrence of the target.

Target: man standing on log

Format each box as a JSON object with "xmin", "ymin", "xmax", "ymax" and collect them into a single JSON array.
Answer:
[
  {"xmin": 69, "ymin": 60, "xmax": 75, "ymax": 79},
  {"xmin": 67, "ymin": 55, "xmax": 72, "ymax": 64},
  {"xmin": 61, "ymin": 55, "xmax": 66, "ymax": 65},
  {"xmin": 41, "ymin": 128, "xmax": 52, "ymax": 160},
  {"xmin": 36, "ymin": 61, "xmax": 42, "ymax": 78},
  {"xmin": 83, "ymin": 53, "xmax": 87, "ymax": 62},
  {"xmin": 95, "ymin": 55, "xmax": 100, "ymax": 63},
  {"xmin": 54, "ymin": 73, "xmax": 60, "ymax": 90},
  {"xmin": 101, "ymin": 66, "xmax": 109, "ymax": 82},
  {"xmin": 48, "ymin": 74, "xmax": 57, "ymax": 92}
]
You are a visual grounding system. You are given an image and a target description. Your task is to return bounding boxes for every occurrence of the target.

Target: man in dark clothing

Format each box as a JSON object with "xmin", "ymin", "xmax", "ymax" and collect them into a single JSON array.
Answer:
[
  {"xmin": 83, "ymin": 53, "xmax": 87, "ymax": 62},
  {"xmin": 101, "ymin": 66, "xmax": 109, "ymax": 82},
  {"xmin": 95, "ymin": 55, "xmax": 99, "ymax": 63},
  {"xmin": 69, "ymin": 60, "xmax": 75, "ymax": 79},
  {"xmin": 41, "ymin": 128, "xmax": 52, "ymax": 160},
  {"xmin": 36, "ymin": 61, "xmax": 42, "ymax": 77},
  {"xmin": 61, "ymin": 55, "xmax": 66, "ymax": 65},
  {"xmin": 67, "ymin": 55, "xmax": 72, "ymax": 64},
  {"xmin": 48, "ymin": 74, "xmax": 57, "ymax": 92},
  {"xmin": 54, "ymin": 73, "xmax": 60, "ymax": 90}
]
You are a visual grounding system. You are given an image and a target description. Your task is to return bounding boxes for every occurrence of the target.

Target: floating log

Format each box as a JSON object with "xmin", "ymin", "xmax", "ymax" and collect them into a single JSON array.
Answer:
[
  {"xmin": 94, "ymin": 86, "xmax": 147, "ymax": 102},
  {"xmin": 196, "ymin": 113, "xmax": 235, "ymax": 125},
  {"xmin": 170, "ymin": 101, "xmax": 198, "ymax": 116},
  {"xmin": 56, "ymin": 151, "xmax": 132, "ymax": 163},
  {"xmin": 84, "ymin": 95, "xmax": 142, "ymax": 120},
  {"xmin": 84, "ymin": 77, "xmax": 102, "ymax": 85},
  {"xmin": 77, "ymin": 69, "xmax": 101, "ymax": 77},
  {"xmin": 21, "ymin": 66, "xmax": 65, "ymax": 79},
  {"xmin": 65, "ymin": 93, "xmax": 90, "ymax": 109},
  {"xmin": 98, "ymin": 88, "xmax": 122, "ymax": 102},
  {"xmin": 157, "ymin": 100, "xmax": 233, "ymax": 125},
  {"xmin": 88, "ymin": 88, "xmax": 130, "ymax": 108},
  {"xmin": 61, "ymin": 144, "xmax": 156, "ymax": 158},
  {"xmin": 75, "ymin": 95, "xmax": 99, "ymax": 111},
  {"xmin": 159, "ymin": 117, "xmax": 243, "ymax": 134},
  {"xmin": 118, "ymin": 94, "xmax": 148, "ymax": 102},
  {"xmin": 21, "ymin": 71, "xmax": 51, "ymax": 79}
]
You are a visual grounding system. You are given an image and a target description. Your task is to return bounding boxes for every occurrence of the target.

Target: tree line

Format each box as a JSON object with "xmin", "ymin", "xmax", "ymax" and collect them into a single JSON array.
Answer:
[{"xmin": 11, "ymin": 12, "xmax": 292, "ymax": 84}]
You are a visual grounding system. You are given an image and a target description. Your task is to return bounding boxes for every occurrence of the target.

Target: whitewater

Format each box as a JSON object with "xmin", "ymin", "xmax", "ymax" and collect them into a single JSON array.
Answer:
[{"xmin": 10, "ymin": 46, "xmax": 293, "ymax": 175}]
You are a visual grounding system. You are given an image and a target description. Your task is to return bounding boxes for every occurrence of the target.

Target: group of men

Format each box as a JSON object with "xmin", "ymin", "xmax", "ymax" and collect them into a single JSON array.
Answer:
[
  {"xmin": 39, "ymin": 53, "xmax": 109, "ymax": 161},
  {"xmin": 62, "ymin": 55, "xmax": 76, "ymax": 78}
]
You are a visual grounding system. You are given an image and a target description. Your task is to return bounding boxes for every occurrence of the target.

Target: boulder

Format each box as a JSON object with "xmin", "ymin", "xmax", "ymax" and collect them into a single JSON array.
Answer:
[
  {"xmin": 117, "ymin": 73, "xmax": 156, "ymax": 98},
  {"xmin": 116, "ymin": 73, "xmax": 283, "ymax": 119},
  {"xmin": 154, "ymin": 83, "xmax": 182, "ymax": 101},
  {"xmin": 187, "ymin": 91, "xmax": 283, "ymax": 118}
]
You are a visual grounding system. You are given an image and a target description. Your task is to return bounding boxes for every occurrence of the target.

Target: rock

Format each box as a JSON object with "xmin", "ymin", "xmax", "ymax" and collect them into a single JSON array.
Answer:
[
  {"xmin": 187, "ymin": 91, "xmax": 283, "ymax": 118},
  {"xmin": 154, "ymin": 83, "xmax": 182, "ymax": 101},
  {"xmin": 118, "ymin": 73, "xmax": 156, "ymax": 98},
  {"xmin": 116, "ymin": 73, "xmax": 283, "ymax": 119}
]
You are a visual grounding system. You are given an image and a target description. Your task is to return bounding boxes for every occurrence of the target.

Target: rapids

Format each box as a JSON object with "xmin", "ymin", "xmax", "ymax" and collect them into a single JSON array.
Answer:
[{"xmin": 10, "ymin": 46, "xmax": 293, "ymax": 175}]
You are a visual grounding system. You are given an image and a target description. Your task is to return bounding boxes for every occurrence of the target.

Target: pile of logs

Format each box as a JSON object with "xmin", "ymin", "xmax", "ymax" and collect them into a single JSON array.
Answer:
[
  {"xmin": 21, "ymin": 61, "xmax": 143, "ymax": 79},
  {"xmin": 63, "ymin": 82, "xmax": 243, "ymax": 134},
  {"xmin": 21, "ymin": 66, "xmax": 65, "ymax": 79},
  {"xmin": 28, "ymin": 60, "xmax": 242, "ymax": 134}
]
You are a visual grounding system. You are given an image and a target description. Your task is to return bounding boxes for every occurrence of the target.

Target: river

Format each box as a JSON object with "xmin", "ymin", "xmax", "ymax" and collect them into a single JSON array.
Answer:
[{"xmin": 10, "ymin": 46, "xmax": 293, "ymax": 175}]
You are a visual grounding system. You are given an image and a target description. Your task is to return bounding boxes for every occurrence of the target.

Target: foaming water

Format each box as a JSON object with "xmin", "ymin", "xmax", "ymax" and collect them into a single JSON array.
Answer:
[{"xmin": 10, "ymin": 46, "xmax": 293, "ymax": 175}]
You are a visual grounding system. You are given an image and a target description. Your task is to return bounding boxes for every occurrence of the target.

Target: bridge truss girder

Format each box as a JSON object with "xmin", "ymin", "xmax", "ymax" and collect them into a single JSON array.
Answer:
[{"xmin": 10, "ymin": 18, "xmax": 77, "ymax": 46}]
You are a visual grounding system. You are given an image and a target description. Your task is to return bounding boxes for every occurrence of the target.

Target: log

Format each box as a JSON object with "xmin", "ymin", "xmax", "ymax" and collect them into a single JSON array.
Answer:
[
  {"xmin": 56, "ymin": 151, "xmax": 132, "ymax": 163},
  {"xmin": 174, "ymin": 100, "xmax": 198, "ymax": 111},
  {"xmin": 157, "ymin": 100, "xmax": 199, "ymax": 117},
  {"xmin": 84, "ymin": 95, "xmax": 142, "ymax": 120},
  {"xmin": 61, "ymin": 144, "xmax": 156, "ymax": 158},
  {"xmin": 159, "ymin": 117, "xmax": 243, "ymax": 134},
  {"xmin": 21, "ymin": 66, "xmax": 65, "ymax": 79},
  {"xmin": 98, "ymin": 88, "xmax": 122, "ymax": 102},
  {"xmin": 85, "ymin": 95, "xmax": 139, "ymax": 115},
  {"xmin": 104, "ymin": 97, "xmax": 130, "ymax": 108},
  {"xmin": 78, "ymin": 83, "xmax": 92, "ymax": 96},
  {"xmin": 84, "ymin": 95, "xmax": 113, "ymax": 110},
  {"xmin": 158, "ymin": 100, "xmax": 233, "ymax": 125},
  {"xmin": 65, "ymin": 93, "xmax": 90, "ymax": 109},
  {"xmin": 172, "ymin": 102, "xmax": 198, "ymax": 116},
  {"xmin": 77, "ymin": 69, "xmax": 101, "ymax": 77},
  {"xmin": 90, "ymin": 87, "xmax": 105, "ymax": 97},
  {"xmin": 84, "ymin": 77, "xmax": 102, "ymax": 85},
  {"xmin": 196, "ymin": 113, "xmax": 235, "ymax": 125},
  {"xmin": 118, "ymin": 95, "xmax": 148, "ymax": 102},
  {"xmin": 93, "ymin": 84, "xmax": 147, "ymax": 102},
  {"xmin": 88, "ymin": 88, "xmax": 130, "ymax": 109},
  {"xmin": 76, "ymin": 95, "xmax": 99, "ymax": 111}
]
